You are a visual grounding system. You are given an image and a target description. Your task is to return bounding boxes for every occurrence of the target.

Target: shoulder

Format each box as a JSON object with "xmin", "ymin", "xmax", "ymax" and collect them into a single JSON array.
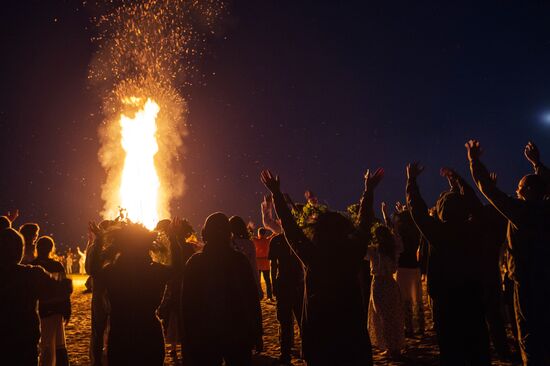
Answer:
[
  {"xmin": 229, "ymin": 249, "xmax": 252, "ymax": 266},
  {"xmin": 184, "ymin": 252, "xmax": 205, "ymax": 269},
  {"xmin": 22, "ymin": 264, "xmax": 51, "ymax": 281},
  {"xmin": 48, "ymin": 259, "xmax": 65, "ymax": 272},
  {"xmin": 270, "ymin": 234, "xmax": 285, "ymax": 245},
  {"xmin": 150, "ymin": 261, "xmax": 172, "ymax": 277}
]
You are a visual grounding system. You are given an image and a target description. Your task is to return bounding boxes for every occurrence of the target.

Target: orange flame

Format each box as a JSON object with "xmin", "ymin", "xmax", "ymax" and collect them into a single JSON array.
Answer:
[{"xmin": 118, "ymin": 97, "xmax": 161, "ymax": 229}]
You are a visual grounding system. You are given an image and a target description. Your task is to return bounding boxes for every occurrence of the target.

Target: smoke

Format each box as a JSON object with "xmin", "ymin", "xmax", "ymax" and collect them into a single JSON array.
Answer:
[{"xmin": 86, "ymin": 0, "xmax": 226, "ymax": 221}]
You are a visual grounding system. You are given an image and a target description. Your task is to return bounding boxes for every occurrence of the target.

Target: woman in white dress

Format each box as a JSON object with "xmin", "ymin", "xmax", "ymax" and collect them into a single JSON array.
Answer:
[
  {"xmin": 66, "ymin": 249, "xmax": 73, "ymax": 275},
  {"xmin": 366, "ymin": 223, "xmax": 405, "ymax": 359},
  {"xmin": 77, "ymin": 246, "xmax": 86, "ymax": 275}
]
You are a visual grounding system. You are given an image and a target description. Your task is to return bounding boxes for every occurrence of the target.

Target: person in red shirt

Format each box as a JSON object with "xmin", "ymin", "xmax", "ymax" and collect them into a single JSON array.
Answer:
[{"xmin": 253, "ymin": 227, "xmax": 273, "ymax": 301}]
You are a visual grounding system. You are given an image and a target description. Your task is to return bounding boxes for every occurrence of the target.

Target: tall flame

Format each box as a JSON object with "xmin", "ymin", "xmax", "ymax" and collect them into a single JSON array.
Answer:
[{"xmin": 118, "ymin": 98, "xmax": 161, "ymax": 229}]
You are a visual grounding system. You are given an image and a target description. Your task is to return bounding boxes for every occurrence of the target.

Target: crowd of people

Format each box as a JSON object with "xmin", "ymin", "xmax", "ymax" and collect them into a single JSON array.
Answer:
[{"xmin": 1, "ymin": 139, "xmax": 549, "ymax": 366}]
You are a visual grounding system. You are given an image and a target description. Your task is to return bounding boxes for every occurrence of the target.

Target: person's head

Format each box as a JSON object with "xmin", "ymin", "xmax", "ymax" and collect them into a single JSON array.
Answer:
[
  {"xmin": 0, "ymin": 216, "xmax": 11, "ymax": 230},
  {"xmin": 372, "ymin": 224, "xmax": 396, "ymax": 260},
  {"xmin": 310, "ymin": 211, "xmax": 354, "ymax": 246},
  {"xmin": 202, "ymin": 212, "xmax": 232, "ymax": 247},
  {"xmin": 36, "ymin": 236, "xmax": 55, "ymax": 259},
  {"xmin": 111, "ymin": 223, "xmax": 156, "ymax": 262},
  {"xmin": 99, "ymin": 219, "xmax": 116, "ymax": 230},
  {"xmin": 436, "ymin": 191, "xmax": 470, "ymax": 223},
  {"xmin": 155, "ymin": 219, "xmax": 172, "ymax": 233},
  {"xmin": 516, "ymin": 174, "xmax": 546, "ymax": 201},
  {"xmin": 0, "ymin": 228, "xmax": 24, "ymax": 267},
  {"xmin": 174, "ymin": 219, "xmax": 195, "ymax": 240},
  {"xmin": 229, "ymin": 216, "xmax": 250, "ymax": 240},
  {"xmin": 18, "ymin": 223, "xmax": 40, "ymax": 246},
  {"xmin": 257, "ymin": 227, "xmax": 269, "ymax": 239},
  {"xmin": 392, "ymin": 210, "xmax": 413, "ymax": 233}
]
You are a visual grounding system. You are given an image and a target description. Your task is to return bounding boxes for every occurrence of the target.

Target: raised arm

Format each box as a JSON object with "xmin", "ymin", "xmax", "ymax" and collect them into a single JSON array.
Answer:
[
  {"xmin": 525, "ymin": 141, "xmax": 550, "ymax": 194},
  {"xmin": 77, "ymin": 246, "xmax": 85, "ymax": 257},
  {"xmin": 406, "ymin": 162, "xmax": 442, "ymax": 244},
  {"xmin": 466, "ymin": 140, "xmax": 523, "ymax": 226},
  {"xmin": 440, "ymin": 167, "xmax": 484, "ymax": 217},
  {"xmin": 260, "ymin": 170, "xmax": 312, "ymax": 262},
  {"xmin": 85, "ymin": 222, "xmax": 105, "ymax": 277},
  {"xmin": 381, "ymin": 202, "xmax": 392, "ymax": 227},
  {"xmin": 6, "ymin": 209, "xmax": 19, "ymax": 225},
  {"xmin": 261, "ymin": 195, "xmax": 282, "ymax": 234},
  {"xmin": 358, "ymin": 168, "xmax": 384, "ymax": 232},
  {"xmin": 166, "ymin": 218, "xmax": 186, "ymax": 275}
]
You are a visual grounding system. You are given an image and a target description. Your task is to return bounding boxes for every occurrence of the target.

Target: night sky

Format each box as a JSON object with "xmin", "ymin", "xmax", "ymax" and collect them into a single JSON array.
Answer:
[{"xmin": 1, "ymin": 1, "xmax": 550, "ymax": 250}]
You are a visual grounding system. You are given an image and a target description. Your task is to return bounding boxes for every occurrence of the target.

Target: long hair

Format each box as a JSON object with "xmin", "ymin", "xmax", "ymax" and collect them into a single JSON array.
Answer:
[
  {"xmin": 110, "ymin": 223, "xmax": 156, "ymax": 261},
  {"xmin": 0, "ymin": 228, "xmax": 24, "ymax": 267},
  {"xmin": 310, "ymin": 211, "xmax": 354, "ymax": 247},
  {"xmin": 372, "ymin": 224, "xmax": 396, "ymax": 261},
  {"xmin": 229, "ymin": 216, "xmax": 250, "ymax": 240}
]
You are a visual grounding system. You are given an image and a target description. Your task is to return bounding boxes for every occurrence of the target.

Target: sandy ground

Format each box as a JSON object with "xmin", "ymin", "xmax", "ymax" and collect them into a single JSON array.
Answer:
[{"xmin": 64, "ymin": 275, "xmax": 521, "ymax": 365}]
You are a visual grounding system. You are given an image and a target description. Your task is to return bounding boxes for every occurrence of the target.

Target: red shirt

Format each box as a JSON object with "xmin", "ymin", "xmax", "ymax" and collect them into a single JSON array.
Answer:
[{"xmin": 253, "ymin": 237, "xmax": 271, "ymax": 271}]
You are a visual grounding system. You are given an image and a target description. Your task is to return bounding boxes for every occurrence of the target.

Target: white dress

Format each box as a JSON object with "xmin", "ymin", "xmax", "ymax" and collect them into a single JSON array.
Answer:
[{"xmin": 366, "ymin": 245, "xmax": 405, "ymax": 353}]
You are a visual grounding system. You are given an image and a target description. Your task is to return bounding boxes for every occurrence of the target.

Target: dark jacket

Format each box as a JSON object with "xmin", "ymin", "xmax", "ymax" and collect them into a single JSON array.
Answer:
[
  {"xmin": 181, "ymin": 244, "xmax": 262, "ymax": 351},
  {"xmin": 470, "ymin": 158, "xmax": 550, "ymax": 286},
  {"xmin": 272, "ymin": 190, "xmax": 371, "ymax": 364}
]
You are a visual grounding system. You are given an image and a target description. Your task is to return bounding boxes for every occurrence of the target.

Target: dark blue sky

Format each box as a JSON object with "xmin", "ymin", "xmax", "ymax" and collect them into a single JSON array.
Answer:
[{"xmin": 1, "ymin": 1, "xmax": 549, "ymax": 249}]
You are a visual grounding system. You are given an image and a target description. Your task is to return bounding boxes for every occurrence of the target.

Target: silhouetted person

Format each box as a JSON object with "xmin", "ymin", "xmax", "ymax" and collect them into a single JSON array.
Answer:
[
  {"xmin": 156, "ymin": 218, "xmax": 195, "ymax": 360},
  {"xmin": 406, "ymin": 162, "xmax": 490, "ymax": 365},
  {"xmin": 0, "ymin": 228, "xmax": 72, "ymax": 366},
  {"xmin": 392, "ymin": 208, "xmax": 425, "ymax": 337},
  {"xmin": 230, "ymin": 215, "xmax": 262, "ymax": 297},
  {"xmin": 261, "ymin": 169, "xmax": 374, "ymax": 366},
  {"xmin": 31, "ymin": 236, "xmax": 71, "ymax": 366},
  {"xmin": 19, "ymin": 222, "xmax": 40, "ymax": 264},
  {"xmin": 85, "ymin": 220, "xmax": 117, "ymax": 366},
  {"xmin": 76, "ymin": 246, "xmax": 86, "ymax": 275},
  {"xmin": 66, "ymin": 249, "xmax": 73, "ymax": 275},
  {"xmin": 181, "ymin": 212, "xmax": 262, "ymax": 366},
  {"xmin": 87, "ymin": 222, "xmax": 183, "ymax": 366},
  {"xmin": 269, "ymin": 230, "xmax": 304, "ymax": 364},
  {"xmin": 467, "ymin": 140, "xmax": 550, "ymax": 365},
  {"xmin": 253, "ymin": 227, "xmax": 273, "ymax": 301},
  {"xmin": 479, "ymin": 203, "xmax": 514, "ymax": 360}
]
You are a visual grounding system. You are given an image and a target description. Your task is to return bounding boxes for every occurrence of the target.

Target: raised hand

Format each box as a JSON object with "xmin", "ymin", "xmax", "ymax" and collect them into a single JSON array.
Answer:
[
  {"xmin": 260, "ymin": 170, "xmax": 281, "ymax": 194},
  {"xmin": 88, "ymin": 221, "xmax": 102, "ymax": 240},
  {"xmin": 440, "ymin": 167, "xmax": 458, "ymax": 181},
  {"xmin": 406, "ymin": 162, "xmax": 425, "ymax": 180},
  {"xmin": 524, "ymin": 141, "xmax": 540, "ymax": 167},
  {"xmin": 465, "ymin": 140, "xmax": 483, "ymax": 161},
  {"xmin": 6, "ymin": 209, "xmax": 19, "ymax": 223},
  {"xmin": 395, "ymin": 201, "xmax": 406, "ymax": 213},
  {"xmin": 167, "ymin": 217, "xmax": 181, "ymax": 238},
  {"xmin": 364, "ymin": 168, "xmax": 384, "ymax": 191},
  {"xmin": 381, "ymin": 202, "xmax": 390, "ymax": 224},
  {"xmin": 440, "ymin": 167, "xmax": 459, "ymax": 189}
]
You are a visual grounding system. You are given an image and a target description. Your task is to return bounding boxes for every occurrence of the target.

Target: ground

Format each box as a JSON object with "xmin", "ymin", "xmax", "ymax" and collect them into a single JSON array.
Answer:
[{"xmin": 65, "ymin": 275, "xmax": 521, "ymax": 365}]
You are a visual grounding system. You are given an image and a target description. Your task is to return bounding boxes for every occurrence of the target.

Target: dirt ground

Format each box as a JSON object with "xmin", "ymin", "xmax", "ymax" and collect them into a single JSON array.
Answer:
[{"xmin": 64, "ymin": 275, "xmax": 521, "ymax": 365}]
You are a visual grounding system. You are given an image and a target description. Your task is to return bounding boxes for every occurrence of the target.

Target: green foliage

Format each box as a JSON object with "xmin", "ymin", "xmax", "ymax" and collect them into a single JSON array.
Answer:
[
  {"xmin": 292, "ymin": 202, "xmax": 329, "ymax": 228},
  {"xmin": 346, "ymin": 203, "xmax": 360, "ymax": 225}
]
